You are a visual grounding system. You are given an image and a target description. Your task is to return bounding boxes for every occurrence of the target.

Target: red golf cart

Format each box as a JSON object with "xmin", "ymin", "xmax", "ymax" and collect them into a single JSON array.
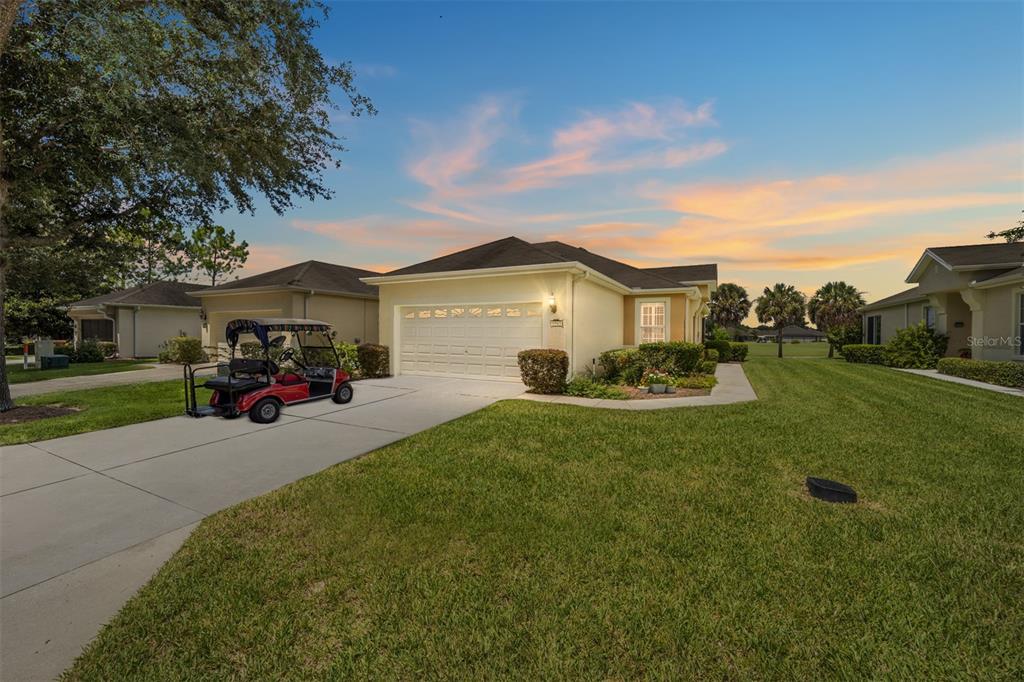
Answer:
[{"xmin": 184, "ymin": 318, "xmax": 353, "ymax": 423}]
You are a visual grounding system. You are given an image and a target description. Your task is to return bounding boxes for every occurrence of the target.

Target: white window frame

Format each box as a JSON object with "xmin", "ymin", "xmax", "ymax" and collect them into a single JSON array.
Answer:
[{"xmin": 634, "ymin": 298, "xmax": 670, "ymax": 344}]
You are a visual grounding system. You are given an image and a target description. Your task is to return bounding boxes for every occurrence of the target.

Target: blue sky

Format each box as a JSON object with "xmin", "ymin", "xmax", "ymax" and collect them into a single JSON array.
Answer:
[{"xmin": 228, "ymin": 1, "xmax": 1023, "ymax": 305}]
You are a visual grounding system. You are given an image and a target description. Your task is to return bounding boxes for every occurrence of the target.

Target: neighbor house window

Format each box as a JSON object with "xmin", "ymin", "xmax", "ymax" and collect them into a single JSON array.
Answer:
[
  {"xmin": 923, "ymin": 305, "xmax": 936, "ymax": 329},
  {"xmin": 866, "ymin": 315, "xmax": 882, "ymax": 345},
  {"xmin": 1018, "ymin": 293, "xmax": 1024, "ymax": 355},
  {"xmin": 640, "ymin": 302, "xmax": 666, "ymax": 343}
]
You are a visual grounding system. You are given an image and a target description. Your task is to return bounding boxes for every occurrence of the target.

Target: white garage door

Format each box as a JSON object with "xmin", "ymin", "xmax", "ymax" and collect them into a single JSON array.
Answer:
[{"xmin": 399, "ymin": 303, "xmax": 544, "ymax": 379}]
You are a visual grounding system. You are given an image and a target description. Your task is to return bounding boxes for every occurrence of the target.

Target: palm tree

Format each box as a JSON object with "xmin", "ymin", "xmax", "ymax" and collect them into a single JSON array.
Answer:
[
  {"xmin": 808, "ymin": 281, "xmax": 866, "ymax": 358},
  {"xmin": 709, "ymin": 283, "xmax": 752, "ymax": 333},
  {"xmin": 755, "ymin": 283, "xmax": 807, "ymax": 358}
]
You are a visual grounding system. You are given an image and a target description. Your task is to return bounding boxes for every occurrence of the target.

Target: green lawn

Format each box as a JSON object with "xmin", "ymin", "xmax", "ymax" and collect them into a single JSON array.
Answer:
[
  {"xmin": 743, "ymin": 340, "xmax": 832, "ymax": 358},
  {"xmin": 7, "ymin": 359, "xmax": 153, "ymax": 384},
  {"xmin": 1, "ymin": 380, "xmax": 208, "ymax": 445},
  {"xmin": 65, "ymin": 358, "xmax": 1023, "ymax": 680}
]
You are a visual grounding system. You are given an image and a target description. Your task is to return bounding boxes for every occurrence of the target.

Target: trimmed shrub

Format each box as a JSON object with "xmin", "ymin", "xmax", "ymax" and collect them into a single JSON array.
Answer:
[
  {"xmin": 159, "ymin": 336, "xmax": 206, "ymax": 364},
  {"xmin": 357, "ymin": 343, "xmax": 390, "ymax": 378},
  {"xmin": 517, "ymin": 349, "xmax": 569, "ymax": 394},
  {"xmin": 638, "ymin": 341, "xmax": 704, "ymax": 375},
  {"xmin": 97, "ymin": 341, "xmax": 118, "ymax": 359},
  {"xmin": 938, "ymin": 358, "xmax": 1024, "ymax": 388},
  {"xmin": 729, "ymin": 342, "xmax": 749, "ymax": 362},
  {"xmin": 698, "ymin": 359, "xmax": 717, "ymax": 375},
  {"xmin": 74, "ymin": 339, "xmax": 105, "ymax": 363},
  {"xmin": 564, "ymin": 377, "xmax": 628, "ymax": 400},
  {"xmin": 884, "ymin": 322, "xmax": 948, "ymax": 369},
  {"xmin": 842, "ymin": 344, "xmax": 887, "ymax": 365},
  {"xmin": 335, "ymin": 342, "xmax": 361, "ymax": 376},
  {"xmin": 598, "ymin": 348, "xmax": 639, "ymax": 382},
  {"xmin": 704, "ymin": 348, "xmax": 720, "ymax": 363},
  {"xmin": 703, "ymin": 338, "xmax": 732, "ymax": 362}
]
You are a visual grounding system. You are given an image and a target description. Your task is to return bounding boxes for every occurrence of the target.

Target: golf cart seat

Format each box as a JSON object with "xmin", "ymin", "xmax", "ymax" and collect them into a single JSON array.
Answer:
[{"xmin": 203, "ymin": 358, "xmax": 279, "ymax": 393}]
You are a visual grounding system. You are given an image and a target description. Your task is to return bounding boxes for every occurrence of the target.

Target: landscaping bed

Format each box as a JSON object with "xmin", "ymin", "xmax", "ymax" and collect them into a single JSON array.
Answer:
[{"xmin": 64, "ymin": 357, "xmax": 1024, "ymax": 679}]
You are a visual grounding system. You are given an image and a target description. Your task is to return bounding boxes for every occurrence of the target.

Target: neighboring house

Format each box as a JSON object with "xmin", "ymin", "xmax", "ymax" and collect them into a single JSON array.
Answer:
[
  {"xmin": 190, "ymin": 260, "xmax": 379, "ymax": 355},
  {"xmin": 362, "ymin": 236, "xmax": 717, "ymax": 379},
  {"xmin": 68, "ymin": 281, "xmax": 205, "ymax": 357},
  {"xmin": 860, "ymin": 243, "xmax": 1024, "ymax": 361},
  {"xmin": 755, "ymin": 325, "xmax": 826, "ymax": 343}
]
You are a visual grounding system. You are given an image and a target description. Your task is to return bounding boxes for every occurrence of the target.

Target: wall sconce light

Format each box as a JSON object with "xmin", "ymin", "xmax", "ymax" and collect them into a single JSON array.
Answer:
[{"xmin": 547, "ymin": 294, "xmax": 557, "ymax": 314}]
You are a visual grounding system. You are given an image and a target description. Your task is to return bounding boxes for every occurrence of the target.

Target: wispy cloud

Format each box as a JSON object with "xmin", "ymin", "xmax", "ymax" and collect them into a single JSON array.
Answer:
[{"xmin": 354, "ymin": 63, "xmax": 398, "ymax": 79}]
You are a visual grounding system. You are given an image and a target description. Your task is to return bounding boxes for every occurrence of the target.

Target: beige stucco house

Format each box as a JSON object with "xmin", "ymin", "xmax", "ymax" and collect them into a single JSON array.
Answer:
[
  {"xmin": 190, "ymin": 260, "xmax": 379, "ymax": 357},
  {"xmin": 362, "ymin": 237, "xmax": 717, "ymax": 379},
  {"xmin": 68, "ymin": 281, "xmax": 205, "ymax": 357},
  {"xmin": 860, "ymin": 243, "xmax": 1024, "ymax": 361}
]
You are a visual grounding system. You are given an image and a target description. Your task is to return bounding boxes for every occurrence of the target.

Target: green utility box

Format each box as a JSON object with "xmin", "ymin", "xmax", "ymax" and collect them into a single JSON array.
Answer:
[{"xmin": 40, "ymin": 355, "xmax": 70, "ymax": 370}]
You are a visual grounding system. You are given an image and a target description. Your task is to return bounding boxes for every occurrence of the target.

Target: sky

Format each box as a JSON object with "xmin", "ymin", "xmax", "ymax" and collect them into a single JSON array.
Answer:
[{"xmin": 225, "ymin": 1, "xmax": 1024, "ymax": 309}]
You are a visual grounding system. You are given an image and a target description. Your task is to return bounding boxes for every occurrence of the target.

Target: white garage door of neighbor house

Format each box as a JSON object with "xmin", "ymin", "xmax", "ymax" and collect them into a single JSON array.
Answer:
[{"xmin": 399, "ymin": 303, "xmax": 543, "ymax": 379}]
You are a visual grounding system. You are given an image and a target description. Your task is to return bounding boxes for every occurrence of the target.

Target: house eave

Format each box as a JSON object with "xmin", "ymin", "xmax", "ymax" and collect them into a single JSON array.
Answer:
[{"xmin": 188, "ymin": 284, "xmax": 378, "ymax": 300}]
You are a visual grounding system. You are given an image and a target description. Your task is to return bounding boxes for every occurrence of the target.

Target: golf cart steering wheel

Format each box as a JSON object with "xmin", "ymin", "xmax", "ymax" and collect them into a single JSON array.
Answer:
[{"xmin": 279, "ymin": 347, "xmax": 307, "ymax": 370}]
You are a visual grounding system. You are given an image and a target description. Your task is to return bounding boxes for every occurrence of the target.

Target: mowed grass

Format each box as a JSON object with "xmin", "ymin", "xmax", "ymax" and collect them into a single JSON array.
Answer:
[
  {"xmin": 744, "ymin": 340, "xmax": 832, "ymax": 358},
  {"xmin": 6, "ymin": 359, "xmax": 153, "ymax": 384},
  {"xmin": 1, "ymin": 380, "xmax": 208, "ymax": 445},
  {"xmin": 65, "ymin": 359, "xmax": 1023, "ymax": 680}
]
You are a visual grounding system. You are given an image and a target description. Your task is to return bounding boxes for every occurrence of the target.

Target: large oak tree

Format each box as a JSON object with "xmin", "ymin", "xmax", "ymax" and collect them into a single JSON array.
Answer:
[{"xmin": 0, "ymin": 0, "xmax": 373, "ymax": 410}]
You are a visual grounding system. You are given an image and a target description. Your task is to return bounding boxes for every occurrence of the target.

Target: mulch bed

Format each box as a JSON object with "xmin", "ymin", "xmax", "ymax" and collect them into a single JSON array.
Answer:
[
  {"xmin": 0, "ymin": 404, "xmax": 80, "ymax": 425},
  {"xmin": 620, "ymin": 386, "xmax": 710, "ymax": 400}
]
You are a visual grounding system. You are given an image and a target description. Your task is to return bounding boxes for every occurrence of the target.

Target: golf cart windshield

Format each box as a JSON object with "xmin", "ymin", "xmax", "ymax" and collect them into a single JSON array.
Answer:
[
  {"xmin": 224, "ymin": 318, "xmax": 340, "ymax": 369},
  {"xmin": 225, "ymin": 318, "xmax": 332, "ymax": 348}
]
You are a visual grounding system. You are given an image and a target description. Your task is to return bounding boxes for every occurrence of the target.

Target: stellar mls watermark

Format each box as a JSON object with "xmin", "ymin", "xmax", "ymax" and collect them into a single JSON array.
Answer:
[{"xmin": 968, "ymin": 335, "xmax": 1022, "ymax": 348}]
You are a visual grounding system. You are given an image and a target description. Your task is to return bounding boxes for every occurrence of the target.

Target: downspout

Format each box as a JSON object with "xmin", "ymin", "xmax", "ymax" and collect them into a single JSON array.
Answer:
[{"xmin": 304, "ymin": 290, "xmax": 314, "ymax": 318}]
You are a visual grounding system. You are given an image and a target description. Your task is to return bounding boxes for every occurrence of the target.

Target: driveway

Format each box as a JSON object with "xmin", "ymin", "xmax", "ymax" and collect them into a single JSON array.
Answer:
[{"xmin": 0, "ymin": 376, "xmax": 524, "ymax": 681}]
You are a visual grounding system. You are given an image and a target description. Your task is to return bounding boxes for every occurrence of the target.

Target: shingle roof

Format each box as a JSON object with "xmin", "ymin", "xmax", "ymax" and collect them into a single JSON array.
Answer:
[
  {"xmin": 757, "ymin": 325, "xmax": 826, "ymax": 337},
  {"xmin": 972, "ymin": 266, "xmax": 1024, "ymax": 288},
  {"xmin": 928, "ymin": 242, "xmax": 1024, "ymax": 268},
  {"xmin": 382, "ymin": 237, "xmax": 717, "ymax": 291},
  {"xmin": 642, "ymin": 264, "xmax": 718, "ymax": 284},
  {"xmin": 70, "ymin": 281, "xmax": 205, "ymax": 308},
  {"xmin": 192, "ymin": 260, "xmax": 379, "ymax": 298},
  {"xmin": 860, "ymin": 287, "xmax": 929, "ymax": 312}
]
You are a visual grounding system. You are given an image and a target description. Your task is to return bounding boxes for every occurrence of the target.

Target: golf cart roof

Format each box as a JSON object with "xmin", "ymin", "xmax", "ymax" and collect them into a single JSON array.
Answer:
[{"xmin": 225, "ymin": 318, "xmax": 333, "ymax": 347}]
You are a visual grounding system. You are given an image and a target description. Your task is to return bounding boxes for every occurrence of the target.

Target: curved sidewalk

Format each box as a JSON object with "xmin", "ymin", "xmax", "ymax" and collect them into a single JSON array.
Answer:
[{"xmin": 515, "ymin": 362, "xmax": 757, "ymax": 410}]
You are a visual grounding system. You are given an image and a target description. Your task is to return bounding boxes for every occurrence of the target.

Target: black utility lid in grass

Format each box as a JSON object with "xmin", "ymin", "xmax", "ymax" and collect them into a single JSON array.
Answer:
[{"xmin": 806, "ymin": 477, "xmax": 857, "ymax": 504}]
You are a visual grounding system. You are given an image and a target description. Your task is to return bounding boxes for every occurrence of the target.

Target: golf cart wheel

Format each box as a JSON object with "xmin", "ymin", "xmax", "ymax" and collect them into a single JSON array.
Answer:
[
  {"xmin": 332, "ymin": 382, "xmax": 354, "ymax": 404},
  {"xmin": 249, "ymin": 397, "xmax": 281, "ymax": 424}
]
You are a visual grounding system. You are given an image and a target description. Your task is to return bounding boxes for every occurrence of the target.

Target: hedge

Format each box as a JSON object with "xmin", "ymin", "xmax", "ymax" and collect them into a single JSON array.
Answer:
[
  {"xmin": 937, "ymin": 358, "xmax": 1024, "ymax": 388},
  {"xmin": 704, "ymin": 348, "xmax": 719, "ymax": 364},
  {"xmin": 884, "ymin": 322, "xmax": 948, "ymax": 369},
  {"xmin": 703, "ymin": 338, "xmax": 732, "ymax": 362},
  {"xmin": 158, "ymin": 336, "xmax": 206, "ymax": 364},
  {"xmin": 517, "ymin": 349, "xmax": 568, "ymax": 393},
  {"xmin": 638, "ymin": 341, "xmax": 704, "ymax": 376},
  {"xmin": 842, "ymin": 344, "xmax": 887, "ymax": 365},
  {"xmin": 357, "ymin": 343, "xmax": 390, "ymax": 378},
  {"xmin": 729, "ymin": 342, "xmax": 749, "ymax": 362},
  {"xmin": 598, "ymin": 348, "xmax": 640, "ymax": 384}
]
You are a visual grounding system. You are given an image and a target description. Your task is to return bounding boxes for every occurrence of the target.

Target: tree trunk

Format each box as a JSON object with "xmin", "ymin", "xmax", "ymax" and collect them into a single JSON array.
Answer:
[
  {"xmin": 0, "ymin": 0, "xmax": 21, "ymax": 58},
  {"xmin": 828, "ymin": 343, "xmax": 834, "ymax": 359},
  {"xmin": 777, "ymin": 328, "xmax": 783, "ymax": 358},
  {"xmin": 0, "ymin": 174, "xmax": 12, "ymax": 412}
]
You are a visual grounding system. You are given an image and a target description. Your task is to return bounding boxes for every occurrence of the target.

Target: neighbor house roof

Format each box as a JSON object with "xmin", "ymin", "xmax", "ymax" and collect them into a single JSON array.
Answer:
[
  {"xmin": 907, "ymin": 242, "xmax": 1024, "ymax": 282},
  {"xmin": 70, "ymin": 281, "xmax": 205, "ymax": 308},
  {"xmin": 190, "ymin": 260, "xmax": 379, "ymax": 298},
  {"xmin": 859, "ymin": 287, "xmax": 930, "ymax": 312},
  {"xmin": 374, "ymin": 237, "xmax": 716, "ymax": 292}
]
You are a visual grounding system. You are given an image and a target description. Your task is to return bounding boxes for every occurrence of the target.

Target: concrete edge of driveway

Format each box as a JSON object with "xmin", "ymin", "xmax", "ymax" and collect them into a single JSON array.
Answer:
[{"xmin": 512, "ymin": 362, "xmax": 757, "ymax": 410}]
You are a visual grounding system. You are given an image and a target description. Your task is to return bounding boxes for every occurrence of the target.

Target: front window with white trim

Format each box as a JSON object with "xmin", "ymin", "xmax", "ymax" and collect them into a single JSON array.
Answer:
[{"xmin": 639, "ymin": 302, "xmax": 666, "ymax": 343}]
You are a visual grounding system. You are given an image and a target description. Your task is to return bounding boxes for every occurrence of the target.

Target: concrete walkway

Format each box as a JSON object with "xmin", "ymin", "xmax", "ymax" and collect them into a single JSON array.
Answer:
[
  {"xmin": 515, "ymin": 362, "xmax": 758, "ymax": 410},
  {"xmin": 10, "ymin": 363, "xmax": 183, "ymax": 399},
  {"xmin": 895, "ymin": 368, "xmax": 1024, "ymax": 397},
  {"xmin": 0, "ymin": 376, "xmax": 524, "ymax": 681}
]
